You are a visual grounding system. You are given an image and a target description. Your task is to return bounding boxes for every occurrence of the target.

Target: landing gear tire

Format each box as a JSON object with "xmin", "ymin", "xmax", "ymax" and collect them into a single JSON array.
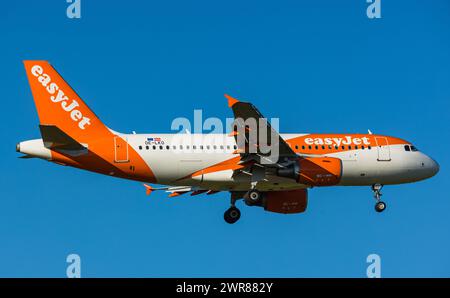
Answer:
[
  {"xmin": 245, "ymin": 190, "xmax": 262, "ymax": 206},
  {"xmin": 371, "ymin": 184, "xmax": 386, "ymax": 213},
  {"xmin": 375, "ymin": 201, "xmax": 386, "ymax": 213},
  {"xmin": 224, "ymin": 207, "xmax": 241, "ymax": 224}
]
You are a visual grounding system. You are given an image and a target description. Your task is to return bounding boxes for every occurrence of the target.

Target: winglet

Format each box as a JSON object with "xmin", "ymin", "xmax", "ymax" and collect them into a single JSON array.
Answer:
[
  {"xmin": 143, "ymin": 184, "xmax": 153, "ymax": 196},
  {"xmin": 225, "ymin": 94, "xmax": 239, "ymax": 108}
]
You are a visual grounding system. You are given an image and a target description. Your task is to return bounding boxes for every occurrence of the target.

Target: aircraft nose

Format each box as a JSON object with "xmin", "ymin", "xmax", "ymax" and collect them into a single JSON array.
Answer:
[
  {"xmin": 430, "ymin": 158, "xmax": 440, "ymax": 176},
  {"xmin": 423, "ymin": 155, "xmax": 439, "ymax": 177}
]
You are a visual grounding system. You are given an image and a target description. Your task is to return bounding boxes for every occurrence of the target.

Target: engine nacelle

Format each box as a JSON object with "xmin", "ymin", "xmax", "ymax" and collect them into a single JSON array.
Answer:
[
  {"xmin": 277, "ymin": 157, "xmax": 342, "ymax": 186},
  {"xmin": 263, "ymin": 189, "xmax": 308, "ymax": 214}
]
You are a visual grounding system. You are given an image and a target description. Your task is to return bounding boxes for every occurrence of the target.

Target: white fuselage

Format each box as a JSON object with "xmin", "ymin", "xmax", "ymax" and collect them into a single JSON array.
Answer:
[
  {"xmin": 121, "ymin": 133, "xmax": 439, "ymax": 191},
  {"xmin": 18, "ymin": 132, "xmax": 440, "ymax": 192}
]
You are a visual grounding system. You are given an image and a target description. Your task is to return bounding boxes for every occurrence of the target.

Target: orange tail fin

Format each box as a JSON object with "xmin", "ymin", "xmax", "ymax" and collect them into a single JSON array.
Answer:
[{"xmin": 23, "ymin": 61, "xmax": 110, "ymax": 143}]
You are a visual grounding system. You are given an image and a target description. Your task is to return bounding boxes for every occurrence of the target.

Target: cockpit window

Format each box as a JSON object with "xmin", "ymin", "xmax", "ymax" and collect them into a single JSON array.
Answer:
[
  {"xmin": 404, "ymin": 145, "xmax": 410, "ymax": 152},
  {"xmin": 411, "ymin": 145, "xmax": 418, "ymax": 152}
]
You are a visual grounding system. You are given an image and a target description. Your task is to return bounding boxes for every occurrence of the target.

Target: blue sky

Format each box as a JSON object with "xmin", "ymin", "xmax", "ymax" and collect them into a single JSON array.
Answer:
[{"xmin": 1, "ymin": 0, "xmax": 449, "ymax": 277}]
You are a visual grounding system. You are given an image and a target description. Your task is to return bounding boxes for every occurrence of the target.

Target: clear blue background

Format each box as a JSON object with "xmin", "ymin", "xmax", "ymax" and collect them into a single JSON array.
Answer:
[{"xmin": 1, "ymin": 0, "xmax": 449, "ymax": 277}]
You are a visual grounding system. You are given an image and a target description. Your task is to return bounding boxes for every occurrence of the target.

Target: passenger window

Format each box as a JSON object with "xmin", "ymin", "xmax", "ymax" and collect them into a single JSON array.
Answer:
[
  {"xmin": 315, "ymin": 145, "xmax": 318, "ymax": 150},
  {"xmin": 193, "ymin": 145, "xmax": 197, "ymax": 150},
  {"xmin": 234, "ymin": 145, "xmax": 237, "ymax": 150},
  {"xmin": 227, "ymin": 145, "xmax": 230, "ymax": 150},
  {"xmin": 200, "ymin": 145, "xmax": 204, "ymax": 150},
  {"xmin": 139, "ymin": 146, "xmax": 142, "ymax": 150},
  {"xmin": 334, "ymin": 145, "xmax": 338, "ymax": 149},
  {"xmin": 348, "ymin": 146, "xmax": 352, "ymax": 150},
  {"xmin": 321, "ymin": 145, "xmax": 325, "ymax": 149},
  {"xmin": 355, "ymin": 145, "xmax": 358, "ymax": 149},
  {"xmin": 146, "ymin": 146, "xmax": 149, "ymax": 150},
  {"xmin": 166, "ymin": 145, "xmax": 170, "ymax": 150},
  {"xmin": 159, "ymin": 146, "xmax": 163, "ymax": 150},
  {"xmin": 361, "ymin": 146, "xmax": 365, "ymax": 150},
  {"xmin": 302, "ymin": 145, "xmax": 305, "ymax": 150},
  {"xmin": 404, "ymin": 145, "xmax": 410, "ymax": 152},
  {"xmin": 368, "ymin": 146, "xmax": 372, "ymax": 150},
  {"xmin": 180, "ymin": 145, "xmax": 183, "ymax": 150},
  {"xmin": 341, "ymin": 146, "xmax": 345, "ymax": 150},
  {"xmin": 308, "ymin": 145, "xmax": 312, "ymax": 150},
  {"xmin": 295, "ymin": 145, "xmax": 299, "ymax": 150},
  {"xmin": 328, "ymin": 145, "xmax": 332, "ymax": 149}
]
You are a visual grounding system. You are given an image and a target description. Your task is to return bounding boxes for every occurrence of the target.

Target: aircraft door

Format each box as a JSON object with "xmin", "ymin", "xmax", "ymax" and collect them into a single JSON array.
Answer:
[
  {"xmin": 375, "ymin": 137, "xmax": 391, "ymax": 161},
  {"xmin": 114, "ymin": 136, "xmax": 129, "ymax": 163}
]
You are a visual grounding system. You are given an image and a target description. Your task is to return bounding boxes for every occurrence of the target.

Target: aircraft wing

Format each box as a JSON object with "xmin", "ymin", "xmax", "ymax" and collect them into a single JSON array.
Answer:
[{"xmin": 226, "ymin": 94, "xmax": 297, "ymax": 165}]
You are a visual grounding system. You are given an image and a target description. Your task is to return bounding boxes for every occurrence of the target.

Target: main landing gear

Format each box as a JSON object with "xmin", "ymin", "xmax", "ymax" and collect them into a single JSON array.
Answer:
[
  {"xmin": 224, "ymin": 206, "xmax": 241, "ymax": 224},
  {"xmin": 223, "ymin": 189, "xmax": 263, "ymax": 224},
  {"xmin": 245, "ymin": 189, "xmax": 262, "ymax": 206},
  {"xmin": 372, "ymin": 184, "xmax": 387, "ymax": 213},
  {"xmin": 224, "ymin": 190, "xmax": 263, "ymax": 224},
  {"xmin": 224, "ymin": 193, "xmax": 241, "ymax": 224}
]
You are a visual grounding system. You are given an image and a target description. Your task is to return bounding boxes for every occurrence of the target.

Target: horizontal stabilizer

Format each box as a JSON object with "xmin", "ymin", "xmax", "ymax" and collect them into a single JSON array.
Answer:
[
  {"xmin": 19, "ymin": 155, "xmax": 36, "ymax": 159},
  {"xmin": 142, "ymin": 184, "xmax": 219, "ymax": 198},
  {"xmin": 39, "ymin": 125, "xmax": 87, "ymax": 151}
]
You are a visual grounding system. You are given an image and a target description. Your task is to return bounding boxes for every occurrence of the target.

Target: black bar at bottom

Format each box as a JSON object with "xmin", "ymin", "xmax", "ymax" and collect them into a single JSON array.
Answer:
[{"xmin": 0, "ymin": 278, "xmax": 448, "ymax": 295}]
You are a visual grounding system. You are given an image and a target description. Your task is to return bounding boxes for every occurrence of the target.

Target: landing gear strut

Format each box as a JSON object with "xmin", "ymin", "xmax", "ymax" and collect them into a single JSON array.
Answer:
[
  {"xmin": 223, "ymin": 190, "xmax": 263, "ymax": 223},
  {"xmin": 372, "ymin": 184, "xmax": 387, "ymax": 213}
]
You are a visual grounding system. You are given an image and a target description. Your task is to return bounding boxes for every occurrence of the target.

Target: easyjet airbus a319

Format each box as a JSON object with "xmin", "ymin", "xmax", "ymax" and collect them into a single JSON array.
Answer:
[{"xmin": 17, "ymin": 61, "xmax": 439, "ymax": 223}]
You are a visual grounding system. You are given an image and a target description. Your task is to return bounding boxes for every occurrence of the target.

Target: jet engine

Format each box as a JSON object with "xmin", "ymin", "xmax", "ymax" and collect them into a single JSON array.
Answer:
[
  {"xmin": 277, "ymin": 157, "xmax": 342, "ymax": 186},
  {"xmin": 263, "ymin": 189, "xmax": 308, "ymax": 214}
]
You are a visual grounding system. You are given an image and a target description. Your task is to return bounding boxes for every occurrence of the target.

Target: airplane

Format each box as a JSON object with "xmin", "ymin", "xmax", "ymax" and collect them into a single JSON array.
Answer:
[{"xmin": 17, "ymin": 61, "xmax": 440, "ymax": 224}]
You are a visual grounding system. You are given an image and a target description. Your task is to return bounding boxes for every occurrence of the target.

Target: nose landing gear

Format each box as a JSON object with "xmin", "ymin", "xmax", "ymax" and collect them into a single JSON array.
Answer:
[
  {"xmin": 372, "ymin": 184, "xmax": 387, "ymax": 213},
  {"xmin": 375, "ymin": 201, "xmax": 387, "ymax": 212}
]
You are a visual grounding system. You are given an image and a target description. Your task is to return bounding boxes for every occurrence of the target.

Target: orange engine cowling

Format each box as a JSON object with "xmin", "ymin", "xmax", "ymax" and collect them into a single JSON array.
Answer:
[
  {"xmin": 277, "ymin": 157, "xmax": 342, "ymax": 186},
  {"xmin": 298, "ymin": 157, "xmax": 342, "ymax": 186},
  {"xmin": 264, "ymin": 189, "xmax": 308, "ymax": 214}
]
